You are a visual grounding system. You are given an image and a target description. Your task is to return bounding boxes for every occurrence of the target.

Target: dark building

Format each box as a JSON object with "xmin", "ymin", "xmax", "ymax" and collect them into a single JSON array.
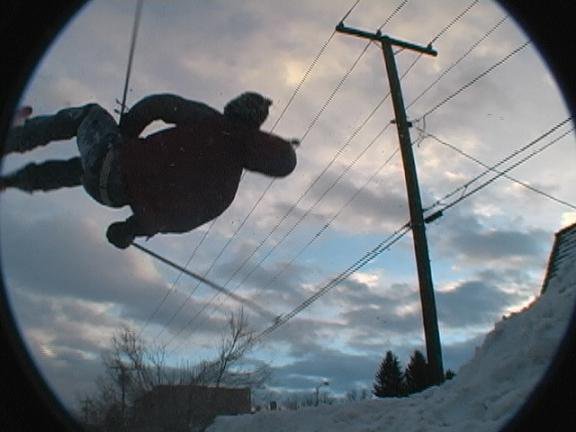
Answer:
[
  {"xmin": 130, "ymin": 384, "xmax": 251, "ymax": 432},
  {"xmin": 541, "ymin": 222, "xmax": 576, "ymax": 294}
]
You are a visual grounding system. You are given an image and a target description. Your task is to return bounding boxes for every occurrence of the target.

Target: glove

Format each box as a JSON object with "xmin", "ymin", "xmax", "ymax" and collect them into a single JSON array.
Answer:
[{"xmin": 106, "ymin": 221, "xmax": 135, "ymax": 249}]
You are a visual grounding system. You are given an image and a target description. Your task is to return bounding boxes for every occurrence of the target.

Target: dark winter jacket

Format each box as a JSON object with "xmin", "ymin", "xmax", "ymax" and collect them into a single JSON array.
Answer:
[{"xmin": 118, "ymin": 94, "xmax": 296, "ymax": 236}]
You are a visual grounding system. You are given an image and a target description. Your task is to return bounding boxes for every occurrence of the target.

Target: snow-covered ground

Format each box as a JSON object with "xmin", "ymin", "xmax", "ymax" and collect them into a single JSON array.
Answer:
[{"xmin": 208, "ymin": 244, "xmax": 576, "ymax": 432}]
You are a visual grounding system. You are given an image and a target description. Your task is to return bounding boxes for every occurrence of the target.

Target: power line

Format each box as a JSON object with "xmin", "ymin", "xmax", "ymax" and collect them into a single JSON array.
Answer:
[
  {"xmin": 422, "ymin": 118, "xmax": 573, "ymax": 213},
  {"xmin": 406, "ymin": 15, "xmax": 509, "ymax": 110},
  {"xmin": 385, "ymin": 0, "xmax": 484, "ymax": 96},
  {"xmin": 230, "ymin": 124, "xmax": 395, "ymax": 293},
  {"xmin": 171, "ymin": 221, "xmax": 411, "ymax": 357},
  {"xmin": 143, "ymin": 0, "xmax": 364, "ymax": 342},
  {"xmin": 418, "ymin": 128, "xmax": 576, "ymax": 211},
  {"xmin": 429, "ymin": 0, "xmax": 480, "ymax": 44},
  {"xmin": 416, "ymin": 40, "xmax": 531, "ymax": 120},
  {"xmin": 226, "ymin": 0, "xmax": 481, "ymax": 290},
  {"xmin": 160, "ymin": 1, "xmax": 411, "ymax": 345},
  {"xmin": 207, "ymin": 0, "xmax": 485, "ymax": 308},
  {"xmin": 171, "ymin": 20, "xmax": 567, "ymax": 354},
  {"xmin": 427, "ymin": 124, "xmax": 574, "ymax": 215},
  {"xmin": 176, "ymin": 93, "xmax": 398, "ymax": 339},
  {"xmin": 131, "ymin": 242, "xmax": 275, "ymax": 320},
  {"xmin": 378, "ymin": 0, "xmax": 410, "ymax": 31},
  {"xmin": 152, "ymin": 0, "xmax": 492, "ymax": 344},
  {"xmin": 254, "ymin": 225, "xmax": 411, "ymax": 343},
  {"xmin": 270, "ymin": 0, "xmax": 362, "ymax": 133},
  {"xmin": 205, "ymin": 137, "xmax": 404, "ymax": 329},
  {"xmin": 256, "ymin": 145, "xmax": 403, "ymax": 298},
  {"xmin": 119, "ymin": 0, "xmax": 144, "ymax": 121},
  {"xmin": 163, "ymin": 0, "xmax": 485, "ymax": 351},
  {"xmin": 297, "ymin": 0, "xmax": 409, "ymax": 145},
  {"xmin": 251, "ymin": 119, "xmax": 574, "ymax": 345},
  {"xmin": 136, "ymin": 221, "xmax": 215, "ymax": 338}
]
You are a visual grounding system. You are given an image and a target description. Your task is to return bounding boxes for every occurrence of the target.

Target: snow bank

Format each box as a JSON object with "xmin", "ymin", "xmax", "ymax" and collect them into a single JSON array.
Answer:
[{"xmin": 208, "ymin": 259, "xmax": 576, "ymax": 432}]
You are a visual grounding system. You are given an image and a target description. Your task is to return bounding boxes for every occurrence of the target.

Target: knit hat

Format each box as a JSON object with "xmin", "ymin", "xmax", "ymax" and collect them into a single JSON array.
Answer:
[{"xmin": 224, "ymin": 92, "xmax": 272, "ymax": 129}]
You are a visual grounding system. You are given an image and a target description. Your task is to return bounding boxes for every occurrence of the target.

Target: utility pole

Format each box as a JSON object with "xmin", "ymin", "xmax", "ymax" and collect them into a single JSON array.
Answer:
[
  {"xmin": 315, "ymin": 380, "xmax": 330, "ymax": 406},
  {"xmin": 336, "ymin": 22, "xmax": 444, "ymax": 384},
  {"xmin": 111, "ymin": 362, "xmax": 135, "ymax": 421}
]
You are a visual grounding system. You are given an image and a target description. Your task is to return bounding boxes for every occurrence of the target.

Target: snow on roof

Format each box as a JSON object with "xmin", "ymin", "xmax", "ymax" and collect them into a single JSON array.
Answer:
[{"xmin": 208, "ymin": 226, "xmax": 576, "ymax": 432}]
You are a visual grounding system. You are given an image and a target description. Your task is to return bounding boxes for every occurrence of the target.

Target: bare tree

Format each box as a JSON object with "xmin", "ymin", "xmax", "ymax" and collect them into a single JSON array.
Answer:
[
  {"xmin": 213, "ymin": 308, "xmax": 255, "ymax": 387},
  {"xmin": 78, "ymin": 309, "xmax": 269, "ymax": 431},
  {"xmin": 346, "ymin": 387, "xmax": 371, "ymax": 402}
]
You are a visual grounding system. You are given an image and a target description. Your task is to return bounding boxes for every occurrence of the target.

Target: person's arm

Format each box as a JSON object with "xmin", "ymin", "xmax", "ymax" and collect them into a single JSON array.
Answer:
[
  {"xmin": 243, "ymin": 131, "xmax": 298, "ymax": 178},
  {"xmin": 119, "ymin": 94, "xmax": 220, "ymax": 138}
]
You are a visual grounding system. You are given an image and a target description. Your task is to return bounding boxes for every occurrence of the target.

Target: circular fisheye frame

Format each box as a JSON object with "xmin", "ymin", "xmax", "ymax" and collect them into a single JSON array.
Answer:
[{"xmin": 0, "ymin": 1, "xmax": 574, "ymax": 432}]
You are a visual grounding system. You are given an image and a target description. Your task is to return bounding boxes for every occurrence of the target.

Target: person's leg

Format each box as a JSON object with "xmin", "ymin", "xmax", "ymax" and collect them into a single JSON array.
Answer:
[
  {"xmin": 2, "ymin": 104, "xmax": 98, "ymax": 155},
  {"xmin": 2, "ymin": 103, "xmax": 128, "ymax": 206},
  {"xmin": 0, "ymin": 158, "xmax": 83, "ymax": 192}
]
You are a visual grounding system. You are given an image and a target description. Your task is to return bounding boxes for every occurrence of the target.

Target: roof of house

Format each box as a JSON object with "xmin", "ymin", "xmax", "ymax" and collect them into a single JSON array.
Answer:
[{"xmin": 542, "ymin": 222, "xmax": 576, "ymax": 294}]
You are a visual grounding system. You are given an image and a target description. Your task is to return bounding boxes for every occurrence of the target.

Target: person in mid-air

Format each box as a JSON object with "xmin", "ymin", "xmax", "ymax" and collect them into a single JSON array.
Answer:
[{"xmin": 1, "ymin": 92, "xmax": 299, "ymax": 248}]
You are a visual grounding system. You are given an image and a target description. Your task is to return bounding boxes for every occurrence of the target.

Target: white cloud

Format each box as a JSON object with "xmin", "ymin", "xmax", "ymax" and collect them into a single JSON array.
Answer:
[
  {"xmin": 561, "ymin": 212, "xmax": 576, "ymax": 228},
  {"xmin": 1, "ymin": 0, "xmax": 573, "ymax": 412}
]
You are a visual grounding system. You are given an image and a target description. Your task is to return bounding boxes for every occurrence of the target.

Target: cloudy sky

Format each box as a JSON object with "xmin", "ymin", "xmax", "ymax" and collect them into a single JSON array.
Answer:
[{"xmin": 1, "ymin": 0, "xmax": 575, "ymax": 410}]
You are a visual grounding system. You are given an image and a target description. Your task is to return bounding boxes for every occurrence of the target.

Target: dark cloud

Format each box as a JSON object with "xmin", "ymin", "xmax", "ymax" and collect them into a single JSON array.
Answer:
[
  {"xmin": 271, "ymin": 347, "xmax": 381, "ymax": 394},
  {"xmin": 429, "ymin": 208, "xmax": 550, "ymax": 265},
  {"xmin": 2, "ymin": 0, "xmax": 572, "ymax": 413},
  {"xmin": 33, "ymin": 348, "xmax": 102, "ymax": 410},
  {"xmin": 271, "ymin": 169, "xmax": 409, "ymax": 237},
  {"xmin": 0, "ymin": 207, "xmax": 236, "ymax": 343},
  {"xmin": 437, "ymin": 279, "xmax": 523, "ymax": 327},
  {"xmin": 267, "ymin": 333, "xmax": 486, "ymax": 395},
  {"xmin": 451, "ymin": 227, "xmax": 547, "ymax": 261}
]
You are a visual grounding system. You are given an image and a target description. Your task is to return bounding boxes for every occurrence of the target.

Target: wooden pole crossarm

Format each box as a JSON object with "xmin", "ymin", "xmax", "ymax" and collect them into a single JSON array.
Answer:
[{"xmin": 336, "ymin": 22, "xmax": 438, "ymax": 57}]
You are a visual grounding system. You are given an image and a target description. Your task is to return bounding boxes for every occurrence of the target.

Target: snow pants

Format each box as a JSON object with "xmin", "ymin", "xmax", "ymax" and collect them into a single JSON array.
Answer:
[{"xmin": 2, "ymin": 104, "xmax": 128, "ymax": 207}]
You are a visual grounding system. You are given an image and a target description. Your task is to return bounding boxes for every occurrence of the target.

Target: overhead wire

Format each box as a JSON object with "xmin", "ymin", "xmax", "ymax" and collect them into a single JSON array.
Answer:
[
  {"xmin": 222, "ymin": 0, "xmax": 410, "ymax": 281},
  {"xmin": 416, "ymin": 40, "xmax": 531, "ymax": 121},
  {"xmin": 216, "ymin": 0, "xmax": 366, "ymax": 262},
  {"xmin": 271, "ymin": 0, "xmax": 362, "ymax": 133},
  {"xmin": 136, "ymin": 221, "xmax": 215, "ymax": 339},
  {"xmin": 229, "ymin": 17, "xmax": 565, "ymax": 348},
  {"xmin": 225, "ymin": 0, "xmax": 482, "ymax": 294},
  {"xmin": 257, "ymin": 144, "xmax": 403, "ymax": 296},
  {"xmin": 167, "ymin": 4, "xmax": 570, "ymax": 355},
  {"xmin": 428, "ymin": 0, "xmax": 480, "ymax": 44},
  {"xmin": 206, "ymin": 0, "xmax": 485, "ymax": 310},
  {"xmin": 424, "ymin": 121, "xmax": 575, "ymax": 216},
  {"xmin": 405, "ymin": 15, "xmax": 508, "ymax": 110},
  {"xmin": 163, "ymin": 0, "xmax": 414, "ymax": 350},
  {"xmin": 417, "ymin": 127, "xmax": 576, "ymax": 211},
  {"xmin": 148, "ymin": 0, "xmax": 366, "ymax": 342},
  {"xmin": 422, "ymin": 118, "xmax": 573, "ymax": 213},
  {"xmin": 252, "ymin": 118, "xmax": 575, "ymax": 344},
  {"xmin": 119, "ymin": 0, "xmax": 144, "ymax": 121},
  {"xmin": 170, "ymin": 218, "xmax": 412, "ymax": 357},
  {"xmin": 140, "ymin": 0, "xmax": 496, "ymax": 341},
  {"xmin": 132, "ymin": 242, "xmax": 275, "ymax": 319},
  {"xmin": 167, "ymin": 0, "xmax": 488, "ymax": 350},
  {"xmin": 199, "ymin": 135, "xmax": 403, "ymax": 334},
  {"xmin": 254, "ymin": 224, "xmax": 412, "ymax": 343}
]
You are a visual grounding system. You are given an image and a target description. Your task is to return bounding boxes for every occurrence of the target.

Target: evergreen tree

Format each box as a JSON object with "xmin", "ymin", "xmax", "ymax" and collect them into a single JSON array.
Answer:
[
  {"xmin": 404, "ymin": 350, "xmax": 432, "ymax": 394},
  {"xmin": 373, "ymin": 351, "xmax": 404, "ymax": 398}
]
